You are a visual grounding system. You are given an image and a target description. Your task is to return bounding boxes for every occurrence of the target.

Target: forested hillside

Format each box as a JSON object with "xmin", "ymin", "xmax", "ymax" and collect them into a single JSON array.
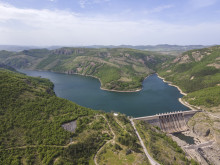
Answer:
[
  {"xmin": 158, "ymin": 45, "xmax": 220, "ymax": 108},
  {"xmin": 0, "ymin": 68, "xmax": 102, "ymax": 164},
  {"xmin": 0, "ymin": 68, "xmax": 150, "ymax": 164},
  {"xmin": 0, "ymin": 48, "xmax": 172, "ymax": 91}
]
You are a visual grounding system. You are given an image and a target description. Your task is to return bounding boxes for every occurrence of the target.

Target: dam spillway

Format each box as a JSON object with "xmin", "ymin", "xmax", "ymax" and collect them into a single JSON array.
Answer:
[
  {"xmin": 159, "ymin": 113, "xmax": 188, "ymax": 133},
  {"xmin": 134, "ymin": 110, "xmax": 199, "ymax": 133}
]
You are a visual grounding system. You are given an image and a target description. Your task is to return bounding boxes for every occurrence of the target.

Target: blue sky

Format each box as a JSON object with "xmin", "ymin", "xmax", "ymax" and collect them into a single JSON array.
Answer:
[{"xmin": 0, "ymin": 0, "xmax": 220, "ymax": 45}]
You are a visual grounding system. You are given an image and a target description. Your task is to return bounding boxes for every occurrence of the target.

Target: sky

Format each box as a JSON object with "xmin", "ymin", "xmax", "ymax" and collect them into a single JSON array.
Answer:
[{"xmin": 0, "ymin": 0, "xmax": 220, "ymax": 46}]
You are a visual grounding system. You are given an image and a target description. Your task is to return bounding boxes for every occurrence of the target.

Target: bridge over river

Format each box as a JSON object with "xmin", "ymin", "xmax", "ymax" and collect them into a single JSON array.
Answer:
[{"xmin": 134, "ymin": 110, "xmax": 199, "ymax": 133}]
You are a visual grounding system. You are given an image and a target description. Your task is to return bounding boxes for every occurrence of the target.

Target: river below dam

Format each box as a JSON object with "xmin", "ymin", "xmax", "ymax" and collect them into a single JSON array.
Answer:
[{"xmin": 19, "ymin": 70, "xmax": 189, "ymax": 117}]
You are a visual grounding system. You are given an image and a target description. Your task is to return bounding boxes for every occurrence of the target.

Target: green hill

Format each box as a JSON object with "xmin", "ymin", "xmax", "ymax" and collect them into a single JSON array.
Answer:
[
  {"xmin": 158, "ymin": 45, "xmax": 220, "ymax": 108},
  {"xmin": 0, "ymin": 68, "xmax": 102, "ymax": 164},
  {"xmin": 0, "ymin": 68, "xmax": 149, "ymax": 164},
  {"xmin": 0, "ymin": 48, "xmax": 172, "ymax": 92}
]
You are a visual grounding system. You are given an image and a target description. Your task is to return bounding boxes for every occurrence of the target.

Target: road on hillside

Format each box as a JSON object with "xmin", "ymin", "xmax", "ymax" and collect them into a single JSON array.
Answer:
[{"xmin": 130, "ymin": 119, "xmax": 160, "ymax": 165}]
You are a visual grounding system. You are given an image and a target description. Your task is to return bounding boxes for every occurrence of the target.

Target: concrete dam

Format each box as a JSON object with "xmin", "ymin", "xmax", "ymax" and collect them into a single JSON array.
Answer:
[{"xmin": 134, "ymin": 110, "xmax": 199, "ymax": 133}]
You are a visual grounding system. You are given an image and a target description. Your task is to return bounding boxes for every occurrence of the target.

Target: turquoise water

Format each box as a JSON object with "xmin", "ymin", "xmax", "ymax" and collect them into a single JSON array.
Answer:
[{"xmin": 20, "ymin": 70, "xmax": 189, "ymax": 117}]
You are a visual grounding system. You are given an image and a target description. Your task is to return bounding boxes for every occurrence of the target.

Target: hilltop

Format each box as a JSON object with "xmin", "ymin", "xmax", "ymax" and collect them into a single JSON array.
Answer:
[{"xmin": 0, "ymin": 48, "xmax": 172, "ymax": 92}]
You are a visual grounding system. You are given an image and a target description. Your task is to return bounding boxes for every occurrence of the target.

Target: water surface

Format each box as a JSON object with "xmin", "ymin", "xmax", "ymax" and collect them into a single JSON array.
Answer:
[
  {"xmin": 20, "ymin": 70, "xmax": 189, "ymax": 117},
  {"xmin": 173, "ymin": 133, "xmax": 195, "ymax": 144}
]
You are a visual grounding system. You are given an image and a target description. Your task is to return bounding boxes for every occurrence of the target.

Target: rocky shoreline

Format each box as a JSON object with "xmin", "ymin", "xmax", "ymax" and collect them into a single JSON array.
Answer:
[
  {"xmin": 156, "ymin": 73, "xmax": 200, "ymax": 110},
  {"xmin": 156, "ymin": 73, "xmax": 187, "ymax": 96}
]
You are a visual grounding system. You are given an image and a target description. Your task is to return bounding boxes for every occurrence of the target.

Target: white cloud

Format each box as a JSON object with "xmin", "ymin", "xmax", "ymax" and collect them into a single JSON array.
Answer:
[
  {"xmin": 148, "ymin": 5, "xmax": 174, "ymax": 14},
  {"xmin": 190, "ymin": 0, "xmax": 217, "ymax": 8},
  {"xmin": 79, "ymin": 0, "xmax": 109, "ymax": 8},
  {"xmin": 0, "ymin": 2, "xmax": 219, "ymax": 46},
  {"xmin": 79, "ymin": 0, "xmax": 87, "ymax": 8}
]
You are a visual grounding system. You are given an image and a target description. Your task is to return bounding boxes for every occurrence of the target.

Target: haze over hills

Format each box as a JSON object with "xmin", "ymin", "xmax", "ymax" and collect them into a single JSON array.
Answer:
[
  {"xmin": 83, "ymin": 45, "xmax": 211, "ymax": 56},
  {"xmin": 0, "ymin": 44, "xmax": 209, "ymax": 55},
  {"xmin": 85, "ymin": 44, "xmax": 208, "ymax": 52},
  {"xmin": 0, "ymin": 45, "xmax": 62, "ymax": 52}
]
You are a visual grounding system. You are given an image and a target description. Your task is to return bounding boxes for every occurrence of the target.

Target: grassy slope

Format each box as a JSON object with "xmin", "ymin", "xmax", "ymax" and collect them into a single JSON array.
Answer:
[
  {"xmin": 158, "ymin": 45, "xmax": 220, "ymax": 108},
  {"xmin": 0, "ymin": 68, "xmax": 151, "ymax": 164},
  {"xmin": 0, "ymin": 48, "xmax": 172, "ymax": 91}
]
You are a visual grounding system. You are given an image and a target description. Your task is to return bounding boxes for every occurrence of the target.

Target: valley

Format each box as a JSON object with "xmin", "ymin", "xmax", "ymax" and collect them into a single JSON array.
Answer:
[
  {"xmin": 0, "ymin": 45, "xmax": 220, "ymax": 164},
  {"xmin": 0, "ymin": 68, "xmax": 194, "ymax": 165},
  {"xmin": 1, "ymin": 0, "xmax": 220, "ymax": 164}
]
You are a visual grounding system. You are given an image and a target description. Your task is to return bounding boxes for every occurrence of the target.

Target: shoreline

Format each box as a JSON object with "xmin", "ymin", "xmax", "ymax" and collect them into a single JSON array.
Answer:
[
  {"xmin": 100, "ymin": 87, "xmax": 142, "ymax": 93},
  {"xmin": 99, "ymin": 74, "xmax": 153, "ymax": 93},
  {"xmin": 20, "ymin": 68, "xmax": 195, "ymax": 111},
  {"xmin": 156, "ymin": 73, "xmax": 187, "ymax": 96},
  {"xmin": 156, "ymin": 73, "xmax": 197, "ymax": 110},
  {"xmin": 178, "ymin": 98, "xmax": 193, "ymax": 110},
  {"xmin": 21, "ymin": 68, "xmax": 200, "ymax": 111},
  {"xmin": 69, "ymin": 72, "xmax": 145, "ymax": 93},
  {"xmin": 20, "ymin": 68, "xmax": 147, "ymax": 93}
]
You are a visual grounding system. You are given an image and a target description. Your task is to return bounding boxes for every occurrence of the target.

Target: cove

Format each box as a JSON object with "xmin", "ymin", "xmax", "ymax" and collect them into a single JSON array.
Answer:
[{"xmin": 19, "ymin": 70, "xmax": 189, "ymax": 117}]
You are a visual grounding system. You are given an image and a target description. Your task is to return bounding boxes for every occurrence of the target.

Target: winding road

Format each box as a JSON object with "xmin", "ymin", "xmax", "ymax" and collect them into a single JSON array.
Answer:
[{"xmin": 130, "ymin": 119, "xmax": 160, "ymax": 165}]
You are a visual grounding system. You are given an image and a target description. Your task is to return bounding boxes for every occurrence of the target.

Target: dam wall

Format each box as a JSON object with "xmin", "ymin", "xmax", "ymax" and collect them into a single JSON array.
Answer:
[{"xmin": 134, "ymin": 110, "xmax": 199, "ymax": 133}]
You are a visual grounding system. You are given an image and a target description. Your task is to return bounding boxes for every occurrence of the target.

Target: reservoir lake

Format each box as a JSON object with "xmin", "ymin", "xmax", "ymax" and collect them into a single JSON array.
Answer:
[{"xmin": 20, "ymin": 70, "xmax": 189, "ymax": 117}]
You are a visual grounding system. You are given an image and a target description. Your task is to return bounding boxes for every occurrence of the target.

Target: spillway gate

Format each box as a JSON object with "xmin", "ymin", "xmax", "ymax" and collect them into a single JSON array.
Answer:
[{"xmin": 134, "ymin": 110, "xmax": 199, "ymax": 133}]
